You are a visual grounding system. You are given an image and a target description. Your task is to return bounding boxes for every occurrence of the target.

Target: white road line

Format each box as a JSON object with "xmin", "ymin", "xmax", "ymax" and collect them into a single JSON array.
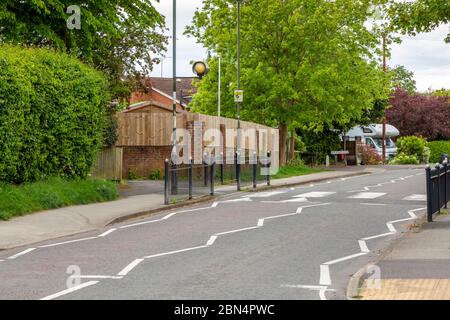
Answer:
[
  {"xmin": 40, "ymin": 281, "xmax": 99, "ymax": 300},
  {"xmin": 360, "ymin": 203, "xmax": 387, "ymax": 206},
  {"xmin": 259, "ymin": 212, "xmax": 298, "ymax": 226},
  {"xmin": 403, "ymin": 194, "xmax": 427, "ymax": 201},
  {"xmin": 294, "ymin": 192, "xmax": 336, "ymax": 198},
  {"xmin": 98, "ymin": 228, "xmax": 117, "ymax": 237},
  {"xmin": 215, "ymin": 226, "xmax": 260, "ymax": 236},
  {"xmin": 77, "ymin": 275, "xmax": 123, "ymax": 280},
  {"xmin": 119, "ymin": 205, "xmax": 214, "ymax": 229},
  {"xmin": 358, "ymin": 240, "xmax": 370, "ymax": 253},
  {"xmin": 206, "ymin": 236, "xmax": 218, "ymax": 246},
  {"xmin": 246, "ymin": 191, "xmax": 286, "ymax": 198},
  {"xmin": 144, "ymin": 246, "xmax": 207, "ymax": 260},
  {"xmin": 349, "ymin": 192, "xmax": 386, "ymax": 199},
  {"xmin": 319, "ymin": 265, "xmax": 331, "ymax": 286},
  {"xmin": 222, "ymin": 197, "xmax": 252, "ymax": 203},
  {"xmin": 362, "ymin": 232, "xmax": 395, "ymax": 241},
  {"xmin": 117, "ymin": 259, "xmax": 144, "ymax": 276},
  {"xmin": 7, "ymin": 248, "xmax": 36, "ymax": 260},
  {"xmin": 39, "ymin": 237, "xmax": 98, "ymax": 248},
  {"xmin": 324, "ymin": 252, "xmax": 367, "ymax": 266},
  {"xmin": 261, "ymin": 198, "xmax": 309, "ymax": 204}
]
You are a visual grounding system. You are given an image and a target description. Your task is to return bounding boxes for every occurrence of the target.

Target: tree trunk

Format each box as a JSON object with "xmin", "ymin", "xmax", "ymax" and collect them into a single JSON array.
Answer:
[
  {"xmin": 288, "ymin": 129, "xmax": 296, "ymax": 161},
  {"xmin": 279, "ymin": 123, "xmax": 288, "ymax": 167}
]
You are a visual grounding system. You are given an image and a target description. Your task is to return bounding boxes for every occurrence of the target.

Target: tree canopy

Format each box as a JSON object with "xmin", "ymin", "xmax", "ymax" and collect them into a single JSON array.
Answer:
[
  {"xmin": 390, "ymin": 0, "xmax": 450, "ymax": 42},
  {"xmin": 0, "ymin": 0, "xmax": 167, "ymax": 99},
  {"xmin": 186, "ymin": 0, "xmax": 390, "ymax": 164},
  {"xmin": 387, "ymin": 88, "xmax": 450, "ymax": 141},
  {"xmin": 390, "ymin": 65, "xmax": 417, "ymax": 94}
]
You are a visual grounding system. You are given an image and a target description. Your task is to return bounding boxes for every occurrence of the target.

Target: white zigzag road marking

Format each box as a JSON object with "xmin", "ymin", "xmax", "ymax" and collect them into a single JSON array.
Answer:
[
  {"xmin": 7, "ymin": 248, "xmax": 36, "ymax": 260},
  {"xmin": 8, "ymin": 200, "xmax": 245, "ymax": 261},
  {"xmin": 41, "ymin": 203, "xmax": 331, "ymax": 300},
  {"xmin": 312, "ymin": 207, "xmax": 425, "ymax": 300},
  {"xmin": 40, "ymin": 281, "xmax": 99, "ymax": 301}
]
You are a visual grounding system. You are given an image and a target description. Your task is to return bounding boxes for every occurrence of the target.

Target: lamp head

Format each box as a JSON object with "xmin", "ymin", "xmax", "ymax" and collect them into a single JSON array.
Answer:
[{"xmin": 192, "ymin": 61, "xmax": 209, "ymax": 79}]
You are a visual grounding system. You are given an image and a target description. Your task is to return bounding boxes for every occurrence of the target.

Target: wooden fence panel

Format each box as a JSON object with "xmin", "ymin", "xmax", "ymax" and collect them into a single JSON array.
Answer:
[{"xmin": 91, "ymin": 147, "xmax": 123, "ymax": 181}]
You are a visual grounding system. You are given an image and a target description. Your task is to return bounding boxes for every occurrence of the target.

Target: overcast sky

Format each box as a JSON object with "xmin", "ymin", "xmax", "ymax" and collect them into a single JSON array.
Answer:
[{"xmin": 150, "ymin": 0, "xmax": 450, "ymax": 92}]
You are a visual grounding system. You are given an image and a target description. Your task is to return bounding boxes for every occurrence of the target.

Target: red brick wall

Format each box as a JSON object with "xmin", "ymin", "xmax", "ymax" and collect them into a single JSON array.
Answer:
[{"xmin": 122, "ymin": 146, "xmax": 172, "ymax": 179}]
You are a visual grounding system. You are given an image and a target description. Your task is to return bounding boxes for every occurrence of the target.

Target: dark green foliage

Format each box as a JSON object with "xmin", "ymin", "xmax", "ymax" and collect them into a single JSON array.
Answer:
[
  {"xmin": 0, "ymin": 0, "xmax": 167, "ymax": 100},
  {"xmin": 428, "ymin": 140, "xmax": 450, "ymax": 164},
  {"xmin": 149, "ymin": 170, "xmax": 162, "ymax": 181},
  {"xmin": 0, "ymin": 177, "xmax": 118, "ymax": 220},
  {"xmin": 0, "ymin": 45, "xmax": 110, "ymax": 183},
  {"xmin": 297, "ymin": 128, "xmax": 342, "ymax": 165}
]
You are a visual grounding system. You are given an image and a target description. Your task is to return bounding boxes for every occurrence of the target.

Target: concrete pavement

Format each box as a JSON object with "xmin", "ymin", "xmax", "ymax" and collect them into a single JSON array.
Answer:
[
  {"xmin": 0, "ymin": 167, "xmax": 428, "ymax": 300},
  {"xmin": 357, "ymin": 213, "xmax": 450, "ymax": 300},
  {"xmin": 0, "ymin": 168, "xmax": 372, "ymax": 251}
]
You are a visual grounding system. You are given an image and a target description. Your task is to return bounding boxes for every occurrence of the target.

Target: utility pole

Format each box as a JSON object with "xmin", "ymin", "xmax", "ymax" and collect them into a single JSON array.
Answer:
[
  {"xmin": 171, "ymin": 0, "xmax": 178, "ymax": 194},
  {"xmin": 236, "ymin": 0, "xmax": 242, "ymax": 191},
  {"xmin": 382, "ymin": 34, "xmax": 387, "ymax": 164},
  {"xmin": 218, "ymin": 55, "xmax": 221, "ymax": 117}
]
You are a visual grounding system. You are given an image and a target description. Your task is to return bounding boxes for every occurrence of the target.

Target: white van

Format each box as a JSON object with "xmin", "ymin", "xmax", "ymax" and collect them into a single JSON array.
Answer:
[{"xmin": 344, "ymin": 124, "xmax": 400, "ymax": 160}]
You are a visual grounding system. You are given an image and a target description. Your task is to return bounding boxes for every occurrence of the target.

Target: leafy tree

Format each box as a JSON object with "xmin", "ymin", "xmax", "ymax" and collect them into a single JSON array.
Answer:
[
  {"xmin": 390, "ymin": 0, "xmax": 450, "ymax": 42},
  {"xmin": 186, "ymin": 0, "xmax": 389, "ymax": 165},
  {"xmin": 390, "ymin": 65, "xmax": 417, "ymax": 94},
  {"xmin": 0, "ymin": 0, "xmax": 167, "ymax": 99},
  {"xmin": 387, "ymin": 89, "xmax": 450, "ymax": 141},
  {"xmin": 430, "ymin": 88, "xmax": 450, "ymax": 99}
]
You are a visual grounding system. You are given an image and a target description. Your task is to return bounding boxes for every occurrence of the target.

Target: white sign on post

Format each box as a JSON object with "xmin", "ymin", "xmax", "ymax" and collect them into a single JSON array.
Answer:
[{"xmin": 234, "ymin": 90, "xmax": 244, "ymax": 103}]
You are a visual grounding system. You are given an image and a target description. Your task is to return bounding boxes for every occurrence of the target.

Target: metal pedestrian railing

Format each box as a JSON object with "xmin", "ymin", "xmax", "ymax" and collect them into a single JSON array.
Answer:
[
  {"xmin": 425, "ymin": 161, "xmax": 450, "ymax": 222},
  {"xmin": 164, "ymin": 151, "xmax": 272, "ymax": 205}
]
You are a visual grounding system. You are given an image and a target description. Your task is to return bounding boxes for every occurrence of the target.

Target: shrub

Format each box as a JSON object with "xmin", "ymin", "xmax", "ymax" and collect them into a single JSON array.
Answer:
[
  {"xmin": 0, "ymin": 178, "xmax": 118, "ymax": 220},
  {"xmin": 359, "ymin": 144, "xmax": 383, "ymax": 165},
  {"xmin": 396, "ymin": 136, "xmax": 428, "ymax": 162},
  {"xmin": 149, "ymin": 170, "xmax": 162, "ymax": 180},
  {"xmin": 428, "ymin": 140, "xmax": 450, "ymax": 164},
  {"xmin": 387, "ymin": 88, "xmax": 450, "ymax": 141},
  {"xmin": 128, "ymin": 169, "xmax": 141, "ymax": 180},
  {"xmin": 0, "ymin": 45, "xmax": 110, "ymax": 183},
  {"xmin": 390, "ymin": 154, "xmax": 419, "ymax": 165}
]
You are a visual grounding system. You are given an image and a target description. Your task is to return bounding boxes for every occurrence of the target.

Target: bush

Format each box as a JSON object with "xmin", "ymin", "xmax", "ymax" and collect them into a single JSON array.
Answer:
[
  {"xmin": 390, "ymin": 154, "xmax": 419, "ymax": 165},
  {"xmin": 0, "ymin": 178, "xmax": 118, "ymax": 220},
  {"xmin": 387, "ymin": 89, "xmax": 450, "ymax": 141},
  {"xmin": 396, "ymin": 136, "xmax": 428, "ymax": 163},
  {"xmin": 128, "ymin": 169, "xmax": 141, "ymax": 180},
  {"xmin": 428, "ymin": 140, "xmax": 450, "ymax": 164},
  {"xmin": 0, "ymin": 45, "xmax": 110, "ymax": 183},
  {"xmin": 359, "ymin": 144, "xmax": 383, "ymax": 165},
  {"xmin": 148, "ymin": 170, "xmax": 162, "ymax": 181}
]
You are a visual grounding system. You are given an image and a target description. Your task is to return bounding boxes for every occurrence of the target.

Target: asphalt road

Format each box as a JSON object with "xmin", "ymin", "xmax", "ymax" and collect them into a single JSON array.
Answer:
[{"xmin": 0, "ymin": 167, "xmax": 427, "ymax": 300}]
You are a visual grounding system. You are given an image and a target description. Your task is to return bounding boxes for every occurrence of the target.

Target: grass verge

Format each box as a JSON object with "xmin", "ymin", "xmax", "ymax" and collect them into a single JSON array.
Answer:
[
  {"xmin": 0, "ymin": 177, "xmax": 118, "ymax": 220},
  {"xmin": 272, "ymin": 164, "xmax": 322, "ymax": 180}
]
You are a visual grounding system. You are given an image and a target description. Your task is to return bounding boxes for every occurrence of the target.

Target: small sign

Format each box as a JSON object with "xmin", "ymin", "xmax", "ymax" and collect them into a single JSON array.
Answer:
[
  {"xmin": 331, "ymin": 151, "xmax": 350, "ymax": 156},
  {"xmin": 234, "ymin": 90, "xmax": 244, "ymax": 103}
]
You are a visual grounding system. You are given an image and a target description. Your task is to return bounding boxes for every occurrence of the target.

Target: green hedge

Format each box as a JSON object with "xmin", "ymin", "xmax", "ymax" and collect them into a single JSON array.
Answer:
[
  {"xmin": 0, "ymin": 45, "xmax": 110, "ymax": 183},
  {"xmin": 0, "ymin": 178, "xmax": 118, "ymax": 220},
  {"xmin": 428, "ymin": 140, "xmax": 450, "ymax": 164}
]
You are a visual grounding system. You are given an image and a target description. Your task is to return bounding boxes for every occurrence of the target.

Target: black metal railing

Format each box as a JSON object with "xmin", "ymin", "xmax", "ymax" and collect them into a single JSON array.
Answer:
[
  {"xmin": 426, "ymin": 162, "xmax": 449, "ymax": 222},
  {"xmin": 164, "ymin": 151, "xmax": 272, "ymax": 205}
]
